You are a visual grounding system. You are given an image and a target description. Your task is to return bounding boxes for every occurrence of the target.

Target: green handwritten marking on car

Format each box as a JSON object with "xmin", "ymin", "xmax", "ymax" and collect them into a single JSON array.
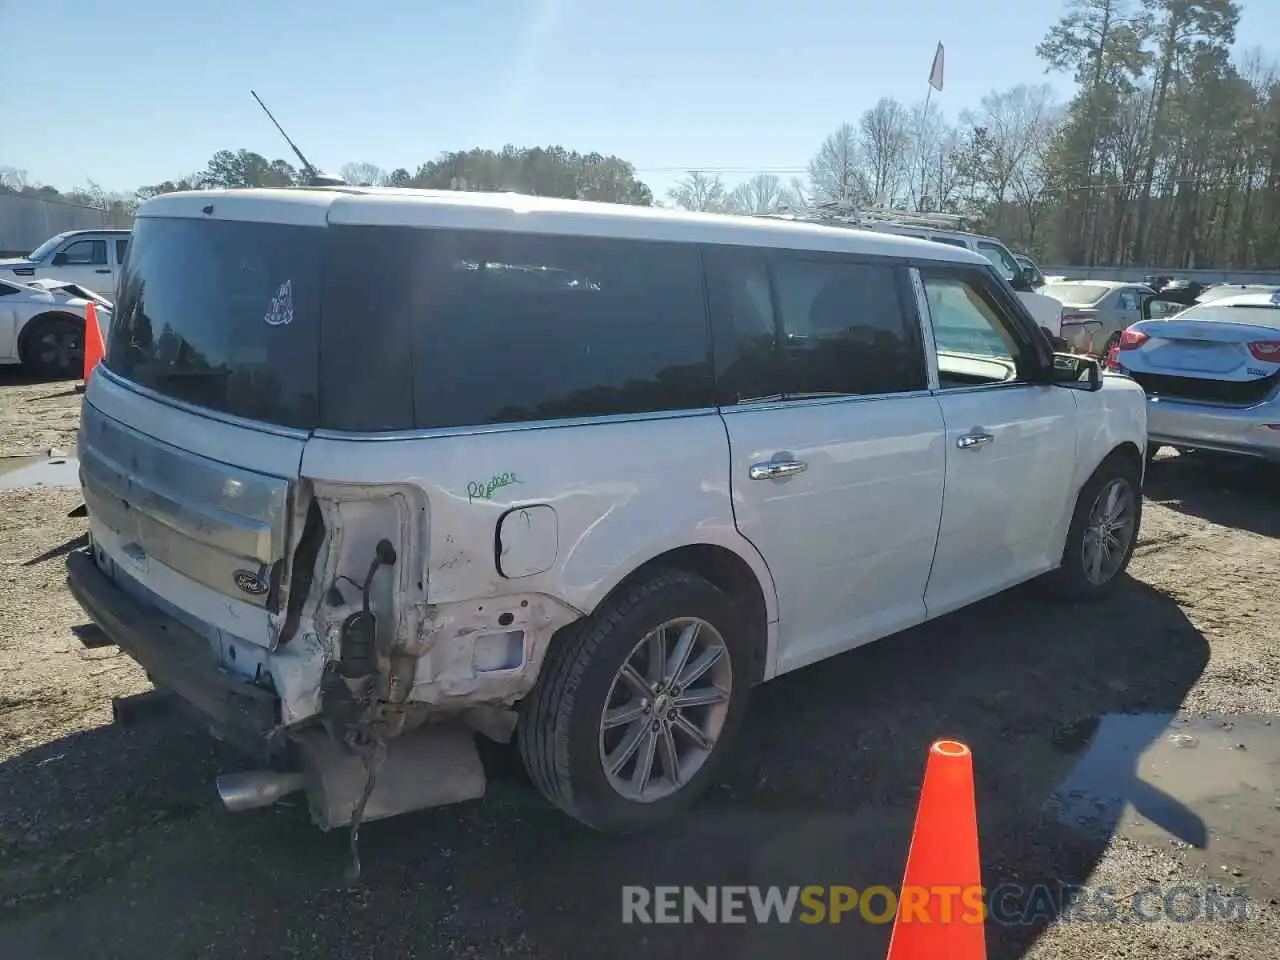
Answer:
[{"xmin": 467, "ymin": 472, "xmax": 521, "ymax": 503}]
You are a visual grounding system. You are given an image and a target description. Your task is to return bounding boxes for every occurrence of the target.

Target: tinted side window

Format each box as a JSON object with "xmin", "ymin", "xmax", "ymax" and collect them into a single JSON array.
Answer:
[
  {"xmin": 319, "ymin": 226, "xmax": 418, "ymax": 431},
  {"xmin": 705, "ymin": 248, "xmax": 782, "ymax": 403},
  {"xmin": 62, "ymin": 239, "xmax": 107, "ymax": 265},
  {"xmin": 771, "ymin": 255, "xmax": 925, "ymax": 396},
  {"xmin": 409, "ymin": 230, "xmax": 714, "ymax": 430},
  {"xmin": 116, "ymin": 237, "xmax": 130, "ymax": 265},
  {"xmin": 709, "ymin": 249, "xmax": 925, "ymax": 400}
]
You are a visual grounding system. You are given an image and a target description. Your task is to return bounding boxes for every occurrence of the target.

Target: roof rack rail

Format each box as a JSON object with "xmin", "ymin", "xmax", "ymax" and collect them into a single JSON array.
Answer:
[{"xmin": 754, "ymin": 199, "xmax": 978, "ymax": 234}]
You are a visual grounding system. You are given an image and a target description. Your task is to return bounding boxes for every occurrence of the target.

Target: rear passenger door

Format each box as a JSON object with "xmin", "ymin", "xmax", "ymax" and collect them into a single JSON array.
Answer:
[
  {"xmin": 916, "ymin": 264, "xmax": 1078, "ymax": 616},
  {"xmin": 706, "ymin": 246, "xmax": 947, "ymax": 676}
]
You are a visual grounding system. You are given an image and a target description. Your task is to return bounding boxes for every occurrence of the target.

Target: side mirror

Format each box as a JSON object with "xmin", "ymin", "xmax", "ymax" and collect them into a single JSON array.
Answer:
[
  {"xmin": 1046, "ymin": 352, "xmax": 1102, "ymax": 392},
  {"xmin": 1009, "ymin": 269, "xmax": 1033, "ymax": 293},
  {"xmin": 51, "ymin": 252, "xmax": 68, "ymax": 266}
]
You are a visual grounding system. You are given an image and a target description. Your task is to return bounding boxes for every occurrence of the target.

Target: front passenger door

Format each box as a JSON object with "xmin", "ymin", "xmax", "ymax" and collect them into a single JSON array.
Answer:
[
  {"xmin": 918, "ymin": 264, "xmax": 1079, "ymax": 617},
  {"xmin": 49, "ymin": 238, "xmax": 110, "ymax": 292}
]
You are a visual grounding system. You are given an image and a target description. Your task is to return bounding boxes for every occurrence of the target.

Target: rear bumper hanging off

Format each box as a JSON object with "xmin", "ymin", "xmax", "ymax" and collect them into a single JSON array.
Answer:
[{"xmin": 65, "ymin": 548, "xmax": 281, "ymax": 760}]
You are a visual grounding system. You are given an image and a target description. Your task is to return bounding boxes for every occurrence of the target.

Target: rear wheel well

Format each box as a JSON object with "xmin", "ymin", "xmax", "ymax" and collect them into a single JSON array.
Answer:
[
  {"xmin": 18, "ymin": 311, "xmax": 83, "ymax": 363},
  {"xmin": 600, "ymin": 545, "xmax": 770, "ymax": 684}
]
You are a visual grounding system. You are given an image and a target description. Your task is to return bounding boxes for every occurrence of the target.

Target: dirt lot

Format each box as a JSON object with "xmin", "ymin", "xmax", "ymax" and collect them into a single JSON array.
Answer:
[{"xmin": 2, "ymin": 370, "xmax": 1279, "ymax": 959}]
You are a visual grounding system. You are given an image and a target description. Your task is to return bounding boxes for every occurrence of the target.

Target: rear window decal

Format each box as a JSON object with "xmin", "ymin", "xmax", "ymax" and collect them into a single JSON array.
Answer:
[{"xmin": 264, "ymin": 280, "xmax": 294, "ymax": 326}]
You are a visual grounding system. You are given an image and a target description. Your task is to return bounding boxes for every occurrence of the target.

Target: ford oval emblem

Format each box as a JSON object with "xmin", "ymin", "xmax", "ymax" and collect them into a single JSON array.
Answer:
[{"xmin": 233, "ymin": 569, "xmax": 269, "ymax": 596}]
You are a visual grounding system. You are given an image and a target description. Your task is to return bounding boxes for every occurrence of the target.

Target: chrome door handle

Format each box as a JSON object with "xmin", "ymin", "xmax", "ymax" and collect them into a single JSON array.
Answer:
[
  {"xmin": 957, "ymin": 432, "xmax": 995, "ymax": 449},
  {"xmin": 749, "ymin": 460, "xmax": 808, "ymax": 480}
]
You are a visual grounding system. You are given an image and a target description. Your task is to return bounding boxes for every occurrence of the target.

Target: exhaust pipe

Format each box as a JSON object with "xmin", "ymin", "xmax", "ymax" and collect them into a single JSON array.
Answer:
[{"xmin": 216, "ymin": 771, "xmax": 307, "ymax": 812}]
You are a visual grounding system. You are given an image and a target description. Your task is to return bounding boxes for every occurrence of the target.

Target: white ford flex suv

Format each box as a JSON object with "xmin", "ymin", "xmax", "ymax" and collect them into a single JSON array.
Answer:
[{"xmin": 68, "ymin": 187, "xmax": 1148, "ymax": 838}]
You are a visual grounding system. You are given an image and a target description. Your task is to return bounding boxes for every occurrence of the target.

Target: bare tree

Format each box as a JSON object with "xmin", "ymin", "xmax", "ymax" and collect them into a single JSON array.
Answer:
[
  {"xmin": 1008, "ymin": 110, "xmax": 1061, "ymax": 249},
  {"xmin": 959, "ymin": 85, "xmax": 1059, "ymax": 210},
  {"xmin": 907, "ymin": 100, "xmax": 962, "ymax": 211},
  {"xmin": 340, "ymin": 161, "xmax": 389, "ymax": 186},
  {"xmin": 667, "ymin": 171, "xmax": 731, "ymax": 212},
  {"xmin": 784, "ymin": 176, "xmax": 810, "ymax": 209},
  {"xmin": 724, "ymin": 173, "xmax": 801, "ymax": 215},
  {"xmin": 859, "ymin": 98, "xmax": 912, "ymax": 205},
  {"xmin": 808, "ymin": 122, "xmax": 869, "ymax": 206}
]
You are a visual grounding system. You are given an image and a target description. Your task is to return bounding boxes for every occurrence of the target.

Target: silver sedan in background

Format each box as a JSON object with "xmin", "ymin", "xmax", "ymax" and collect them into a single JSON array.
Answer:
[
  {"xmin": 1109, "ymin": 291, "xmax": 1280, "ymax": 463},
  {"xmin": 0, "ymin": 277, "xmax": 113, "ymax": 379},
  {"xmin": 1040, "ymin": 280, "xmax": 1156, "ymax": 356}
]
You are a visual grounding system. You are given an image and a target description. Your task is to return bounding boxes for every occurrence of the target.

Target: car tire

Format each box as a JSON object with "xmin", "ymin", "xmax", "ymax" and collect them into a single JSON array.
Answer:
[
  {"xmin": 1043, "ymin": 452, "xmax": 1143, "ymax": 601},
  {"xmin": 517, "ymin": 569, "xmax": 751, "ymax": 833},
  {"xmin": 20, "ymin": 314, "xmax": 84, "ymax": 380}
]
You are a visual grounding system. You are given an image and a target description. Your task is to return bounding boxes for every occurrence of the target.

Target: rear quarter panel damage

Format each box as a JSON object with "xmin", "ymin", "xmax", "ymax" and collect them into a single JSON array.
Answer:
[{"xmin": 288, "ymin": 413, "xmax": 777, "ymax": 721}]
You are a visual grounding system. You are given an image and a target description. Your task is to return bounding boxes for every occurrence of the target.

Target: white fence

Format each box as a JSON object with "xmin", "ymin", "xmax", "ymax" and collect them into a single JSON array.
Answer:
[{"xmin": 0, "ymin": 194, "xmax": 111, "ymax": 256}]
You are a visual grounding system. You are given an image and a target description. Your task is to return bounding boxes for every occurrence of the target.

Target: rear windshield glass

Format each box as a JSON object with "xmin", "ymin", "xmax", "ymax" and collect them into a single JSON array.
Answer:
[
  {"xmin": 1041, "ymin": 283, "xmax": 1110, "ymax": 306},
  {"xmin": 105, "ymin": 217, "xmax": 321, "ymax": 428},
  {"xmin": 105, "ymin": 217, "xmax": 715, "ymax": 433},
  {"xmin": 1189, "ymin": 305, "xmax": 1280, "ymax": 326},
  {"xmin": 1197, "ymin": 285, "xmax": 1280, "ymax": 303}
]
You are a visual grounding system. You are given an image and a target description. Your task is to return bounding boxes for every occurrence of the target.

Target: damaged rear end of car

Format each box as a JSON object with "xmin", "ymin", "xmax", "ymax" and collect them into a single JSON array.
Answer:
[{"xmin": 67, "ymin": 190, "xmax": 588, "ymax": 835}]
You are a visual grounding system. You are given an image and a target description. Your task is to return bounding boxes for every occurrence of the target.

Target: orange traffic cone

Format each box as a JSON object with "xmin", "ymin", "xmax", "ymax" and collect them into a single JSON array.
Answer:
[
  {"xmin": 886, "ymin": 740, "xmax": 986, "ymax": 960},
  {"xmin": 75, "ymin": 302, "xmax": 105, "ymax": 394}
]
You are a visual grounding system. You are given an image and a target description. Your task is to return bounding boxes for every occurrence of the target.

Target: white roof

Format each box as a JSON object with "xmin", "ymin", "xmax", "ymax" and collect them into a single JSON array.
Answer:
[
  {"xmin": 1190, "ymin": 291, "xmax": 1280, "ymax": 310},
  {"xmin": 1042, "ymin": 279, "xmax": 1146, "ymax": 291},
  {"xmin": 137, "ymin": 187, "xmax": 990, "ymax": 264}
]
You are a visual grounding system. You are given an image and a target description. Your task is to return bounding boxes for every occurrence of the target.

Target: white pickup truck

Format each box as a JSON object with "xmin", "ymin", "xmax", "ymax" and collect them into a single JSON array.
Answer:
[{"xmin": 0, "ymin": 229, "xmax": 131, "ymax": 298}]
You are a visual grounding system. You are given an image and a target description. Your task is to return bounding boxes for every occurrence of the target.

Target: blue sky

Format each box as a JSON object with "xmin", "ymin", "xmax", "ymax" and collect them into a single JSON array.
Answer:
[{"xmin": 3, "ymin": 0, "xmax": 1278, "ymax": 199}]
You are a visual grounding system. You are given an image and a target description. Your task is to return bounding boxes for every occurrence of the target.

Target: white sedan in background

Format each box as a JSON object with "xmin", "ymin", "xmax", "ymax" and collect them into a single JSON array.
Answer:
[
  {"xmin": 1109, "ymin": 291, "xmax": 1280, "ymax": 463},
  {"xmin": 0, "ymin": 277, "xmax": 112, "ymax": 379}
]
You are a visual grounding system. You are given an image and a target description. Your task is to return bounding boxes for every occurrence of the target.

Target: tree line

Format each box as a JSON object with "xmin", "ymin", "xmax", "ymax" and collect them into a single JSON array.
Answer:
[
  {"xmin": 671, "ymin": 0, "xmax": 1278, "ymax": 271},
  {"xmin": 3, "ymin": 0, "xmax": 1276, "ymax": 269},
  {"xmin": 0, "ymin": 145, "xmax": 652, "ymax": 225}
]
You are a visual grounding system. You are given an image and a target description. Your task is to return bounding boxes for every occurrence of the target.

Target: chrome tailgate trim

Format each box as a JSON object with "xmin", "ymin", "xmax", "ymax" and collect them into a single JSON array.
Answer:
[{"xmin": 80, "ymin": 395, "xmax": 295, "ymax": 610}]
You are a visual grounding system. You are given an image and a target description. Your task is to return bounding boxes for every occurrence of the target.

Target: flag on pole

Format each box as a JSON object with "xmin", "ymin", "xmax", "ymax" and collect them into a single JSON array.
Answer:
[{"xmin": 928, "ymin": 42, "xmax": 945, "ymax": 92}]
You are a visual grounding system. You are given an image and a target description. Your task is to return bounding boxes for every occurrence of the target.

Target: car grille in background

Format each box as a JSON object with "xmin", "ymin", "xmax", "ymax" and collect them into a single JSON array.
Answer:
[{"xmin": 1128, "ymin": 368, "xmax": 1280, "ymax": 407}]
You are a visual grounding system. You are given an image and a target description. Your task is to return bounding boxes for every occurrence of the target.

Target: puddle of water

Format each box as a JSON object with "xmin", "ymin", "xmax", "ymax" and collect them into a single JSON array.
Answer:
[
  {"xmin": 0, "ymin": 456, "xmax": 80, "ymax": 490},
  {"xmin": 1049, "ymin": 712, "xmax": 1280, "ymax": 900}
]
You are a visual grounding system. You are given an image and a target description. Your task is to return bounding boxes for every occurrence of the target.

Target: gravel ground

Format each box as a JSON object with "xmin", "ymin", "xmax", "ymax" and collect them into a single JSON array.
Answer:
[
  {"xmin": 0, "ymin": 370, "xmax": 82, "ymax": 460},
  {"xmin": 1, "ymin": 372, "xmax": 1278, "ymax": 959}
]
